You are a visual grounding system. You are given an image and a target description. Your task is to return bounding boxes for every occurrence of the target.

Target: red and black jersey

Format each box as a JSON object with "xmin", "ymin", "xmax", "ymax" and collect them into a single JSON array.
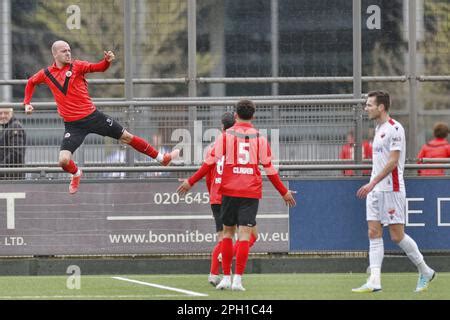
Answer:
[
  {"xmin": 188, "ymin": 122, "xmax": 288, "ymax": 199},
  {"xmin": 208, "ymin": 122, "xmax": 287, "ymax": 199},
  {"xmin": 24, "ymin": 59, "xmax": 110, "ymax": 122}
]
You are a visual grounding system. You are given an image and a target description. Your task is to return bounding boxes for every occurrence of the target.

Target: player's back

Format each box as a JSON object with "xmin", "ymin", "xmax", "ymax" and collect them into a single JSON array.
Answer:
[{"xmin": 219, "ymin": 122, "xmax": 271, "ymax": 199}]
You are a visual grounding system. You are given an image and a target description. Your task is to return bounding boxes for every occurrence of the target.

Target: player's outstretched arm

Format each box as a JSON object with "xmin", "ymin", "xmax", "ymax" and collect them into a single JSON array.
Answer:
[
  {"xmin": 282, "ymin": 190, "xmax": 297, "ymax": 207},
  {"xmin": 177, "ymin": 179, "xmax": 192, "ymax": 196},
  {"xmin": 104, "ymin": 50, "xmax": 115, "ymax": 62},
  {"xmin": 23, "ymin": 70, "xmax": 45, "ymax": 115},
  {"xmin": 24, "ymin": 104, "xmax": 34, "ymax": 115},
  {"xmin": 176, "ymin": 162, "xmax": 214, "ymax": 196}
]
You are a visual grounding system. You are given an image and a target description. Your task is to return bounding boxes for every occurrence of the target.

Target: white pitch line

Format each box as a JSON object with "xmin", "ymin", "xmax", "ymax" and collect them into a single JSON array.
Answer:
[
  {"xmin": 112, "ymin": 276, "xmax": 208, "ymax": 297},
  {"xmin": 0, "ymin": 294, "xmax": 185, "ymax": 299},
  {"xmin": 107, "ymin": 214, "xmax": 288, "ymax": 221}
]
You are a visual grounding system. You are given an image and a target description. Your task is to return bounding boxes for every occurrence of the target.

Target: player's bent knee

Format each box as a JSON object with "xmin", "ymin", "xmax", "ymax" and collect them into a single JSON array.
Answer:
[
  {"xmin": 368, "ymin": 228, "xmax": 381, "ymax": 239},
  {"xmin": 58, "ymin": 158, "xmax": 70, "ymax": 167},
  {"xmin": 390, "ymin": 234, "xmax": 403, "ymax": 244},
  {"xmin": 120, "ymin": 131, "xmax": 133, "ymax": 144}
]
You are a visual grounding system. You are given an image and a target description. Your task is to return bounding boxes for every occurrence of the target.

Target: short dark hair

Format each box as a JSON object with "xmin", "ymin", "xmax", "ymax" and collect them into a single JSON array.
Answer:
[
  {"xmin": 235, "ymin": 99, "xmax": 256, "ymax": 120},
  {"xmin": 367, "ymin": 90, "xmax": 391, "ymax": 112},
  {"xmin": 433, "ymin": 122, "xmax": 449, "ymax": 139},
  {"xmin": 221, "ymin": 112, "xmax": 235, "ymax": 130}
]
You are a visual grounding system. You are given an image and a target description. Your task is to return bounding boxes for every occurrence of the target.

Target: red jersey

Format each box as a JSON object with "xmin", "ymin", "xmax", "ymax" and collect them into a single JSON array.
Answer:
[
  {"xmin": 339, "ymin": 140, "xmax": 372, "ymax": 176},
  {"xmin": 24, "ymin": 59, "xmax": 110, "ymax": 122},
  {"xmin": 417, "ymin": 138, "xmax": 450, "ymax": 176},
  {"xmin": 206, "ymin": 122, "xmax": 286, "ymax": 199},
  {"xmin": 204, "ymin": 144, "xmax": 224, "ymax": 205},
  {"xmin": 187, "ymin": 122, "xmax": 287, "ymax": 200}
]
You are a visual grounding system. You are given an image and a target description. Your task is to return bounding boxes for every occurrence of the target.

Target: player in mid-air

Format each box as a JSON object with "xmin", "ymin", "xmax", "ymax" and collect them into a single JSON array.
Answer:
[
  {"xmin": 177, "ymin": 112, "xmax": 258, "ymax": 287},
  {"xmin": 178, "ymin": 99, "xmax": 296, "ymax": 291},
  {"xmin": 352, "ymin": 90, "xmax": 435, "ymax": 293},
  {"xmin": 23, "ymin": 40, "xmax": 178, "ymax": 194}
]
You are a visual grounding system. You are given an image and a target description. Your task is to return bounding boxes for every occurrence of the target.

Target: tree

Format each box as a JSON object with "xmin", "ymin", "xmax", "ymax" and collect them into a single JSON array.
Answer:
[{"xmin": 12, "ymin": 0, "xmax": 214, "ymax": 98}]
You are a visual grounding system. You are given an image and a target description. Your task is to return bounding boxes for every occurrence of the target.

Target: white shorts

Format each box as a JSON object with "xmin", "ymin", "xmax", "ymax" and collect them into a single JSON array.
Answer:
[{"xmin": 366, "ymin": 190, "xmax": 406, "ymax": 226}]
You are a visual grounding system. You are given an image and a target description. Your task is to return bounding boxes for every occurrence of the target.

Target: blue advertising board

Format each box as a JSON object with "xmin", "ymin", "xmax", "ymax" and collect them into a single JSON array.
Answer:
[{"xmin": 289, "ymin": 178, "xmax": 450, "ymax": 251}]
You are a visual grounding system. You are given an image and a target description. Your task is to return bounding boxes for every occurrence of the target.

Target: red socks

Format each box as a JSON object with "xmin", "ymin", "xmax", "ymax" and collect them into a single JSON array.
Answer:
[
  {"xmin": 235, "ymin": 240, "xmax": 250, "ymax": 275},
  {"xmin": 233, "ymin": 233, "xmax": 257, "ymax": 256},
  {"xmin": 210, "ymin": 241, "xmax": 222, "ymax": 275},
  {"xmin": 129, "ymin": 136, "xmax": 159, "ymax": 159},
  {"xmin": 61, "ymin": 160, "xmax": 78, "ymax": 174},
  {"xmin": 221, "ymin": 238, "xmax": 233, "ymax": 276}
]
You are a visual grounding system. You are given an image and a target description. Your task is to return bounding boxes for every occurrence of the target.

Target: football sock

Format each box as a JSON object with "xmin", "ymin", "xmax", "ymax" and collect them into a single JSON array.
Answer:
[
  {"xmin": 235, "ymin": 240, "xmax": 249, "ymax": 275},
  {"xmin": 398, "ymin": 234, "xmax": 434, "ymax": 277},
  {"xmin": 221, "ymin": 238, "xmax": 233, "ymax": 276},
  {"xmin": 369, "ymin": 237, "xmax": 384, "ymax": 287},
  {"xmin": 232, "ymin": 240, "xmax": 240, "ymax": 257},
  {"xmin": 129, "ymin": 136, "xmax": 159, "ymax": 159},
  {"xmin": 249, "ymin": 233, "xmax": 257, "ymax": 247},
  {"xmin": 210, "ymin": 241, "xmax": 222, "ymax": 275},
  {"xmin": 61, "ymin": 160, "xmax": 78, "ymax": 175}
]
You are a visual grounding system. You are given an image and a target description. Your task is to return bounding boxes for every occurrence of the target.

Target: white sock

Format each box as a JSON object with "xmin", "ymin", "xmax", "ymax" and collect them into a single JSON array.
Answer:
[
  {"xmin": 156, "ymin": 153, "xmax": 164, "ymax": 162},
  {"xmin": 369, "ymin": 238, "xmax": 384, "ymax": 287},
  {"xmin": 233, "ymin": 275, "xmax": 242, "ymax": 284},
  {"xmin": 73, "ymin": 169, "xmax": 82, "ymax": 177},
  {"xmin": 222, "ymin": 275, "xmax": 231, "ymax": 283},
  {"xmin": 398, "ymin": 234, "xmax": 434, "ymax": 277}
]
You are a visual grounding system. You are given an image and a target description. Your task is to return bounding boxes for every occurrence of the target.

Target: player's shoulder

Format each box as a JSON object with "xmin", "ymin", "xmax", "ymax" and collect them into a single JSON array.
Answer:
[
  {"xmin": 387, "ymin": 118, "xmax": 404, "ymax": 133},
  {"xmin": 71, "ymin": 59, "xmax": 89, "ymax": 68}
]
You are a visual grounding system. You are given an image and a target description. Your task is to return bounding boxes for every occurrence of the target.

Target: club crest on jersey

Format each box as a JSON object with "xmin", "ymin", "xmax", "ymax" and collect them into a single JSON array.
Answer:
[{"xmin": 65, "ymin": 71, "xmax": 72, "ymax": 77}]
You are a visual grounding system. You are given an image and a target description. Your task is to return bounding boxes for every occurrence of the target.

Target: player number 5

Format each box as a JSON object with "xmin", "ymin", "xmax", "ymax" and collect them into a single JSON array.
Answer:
[{"xmin": 238, "ymin": 142, "xmax": 250, "ymax": 165}]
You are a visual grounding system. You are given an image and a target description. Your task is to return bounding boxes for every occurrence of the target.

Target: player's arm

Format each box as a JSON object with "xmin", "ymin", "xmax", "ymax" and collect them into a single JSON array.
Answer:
[
  {"xmin": 23, "ymin": 70, "xmax": 46, "ymax": 115},
  {"xmin": 356, "ymin": 150, "xmax": 400, "ymax": 199},
  {"xmin": 259, "ymin": 137, "xmax": 296, "ymax": 207},
  {"xmin": 80, "ymin": 51, "xmax": 115, "ymax": 73},
  {"xmin": 177, "ymin": 162, "xmax": 215, "ymax": 196},
  {"xmin": 177, "ymin": 136, "xmax": 223, "ymax": 196}
]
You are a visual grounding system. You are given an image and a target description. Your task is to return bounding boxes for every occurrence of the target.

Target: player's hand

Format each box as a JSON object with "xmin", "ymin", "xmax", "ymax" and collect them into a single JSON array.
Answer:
[
  {"xmin": 176, "ymin": 179, "xmax": 192, "ymax": 196},
  {"xmin": 24, "ymin": 104, "xmax": 34, "ymax": 115},
  {"xmin": 283, "ymin": 190, "xmax": 297, "ymax": 207},
  {"xmin": 104, "ymin": 50, "xmax": 115, "ymax": 62},
  {"xmin": 356, "ymin": 182, "xmax": 375, "ymax": 199}
]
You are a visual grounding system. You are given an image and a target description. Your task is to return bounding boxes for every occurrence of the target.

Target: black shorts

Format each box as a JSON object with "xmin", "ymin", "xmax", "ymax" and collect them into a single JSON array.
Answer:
[
  {"xmin": 220, "ymin": 196, "xmax": 259, "ymax": 227},
  {"xmin": 60, "ymin": 110, "xmax": 125, "ymax": 153},
  {"xmin": 211, "ymin": 204, "xmax": 223, "ymax": 232}
]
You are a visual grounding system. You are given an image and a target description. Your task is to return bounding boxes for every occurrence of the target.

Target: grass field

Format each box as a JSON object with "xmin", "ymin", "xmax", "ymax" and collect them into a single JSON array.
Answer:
[{"xmin": 0, "ymin": 273, "xmax": 448, "ymax": 300}]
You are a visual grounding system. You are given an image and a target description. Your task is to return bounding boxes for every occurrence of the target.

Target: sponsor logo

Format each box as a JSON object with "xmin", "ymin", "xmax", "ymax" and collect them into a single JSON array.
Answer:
[
  {"xmin": 214, "ymin": 177, "xmax": 222, "ymax": 184},
  {"xmin": 380, "ymin": 133, "xmax": 385, "ymax": 138},
  {"xmin": 64, "ymin": 132, "xmax": 71, "ymax": 138},
  {"xmin": 106, "ymin": 118, "xmax": 113, "ymax": 127}
]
